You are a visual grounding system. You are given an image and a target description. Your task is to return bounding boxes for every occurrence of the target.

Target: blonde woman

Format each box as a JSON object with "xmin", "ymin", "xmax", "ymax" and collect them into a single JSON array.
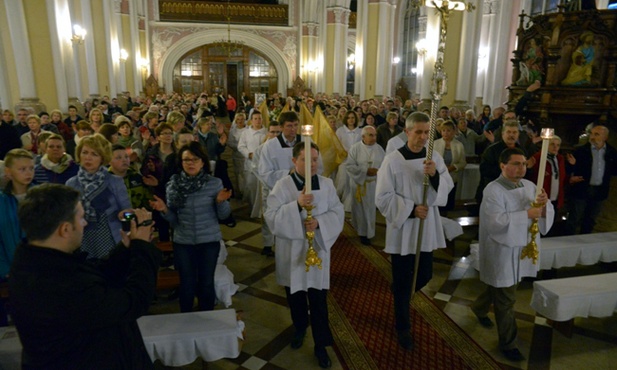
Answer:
[{"xmin": 66, "ymin": 134, "xmax": 131, "ymax": 259}]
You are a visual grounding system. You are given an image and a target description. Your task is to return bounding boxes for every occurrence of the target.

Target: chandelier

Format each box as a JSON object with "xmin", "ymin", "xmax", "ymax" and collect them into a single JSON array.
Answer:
[{"xmin": 213, "ymin": 0, "xmax": 244, "ymax": 56}]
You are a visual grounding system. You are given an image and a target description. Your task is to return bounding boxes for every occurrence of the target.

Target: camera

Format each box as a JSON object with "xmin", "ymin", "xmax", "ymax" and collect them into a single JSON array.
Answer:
[{"xmin": 121, "ymin": 212, "xmax": 138, "ymax": 232}]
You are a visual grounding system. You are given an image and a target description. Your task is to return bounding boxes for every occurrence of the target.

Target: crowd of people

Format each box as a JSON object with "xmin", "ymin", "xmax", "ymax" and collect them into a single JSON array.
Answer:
[{"xmin": 0, "ymin": 87, "xmax": 615, "ymax": 367}]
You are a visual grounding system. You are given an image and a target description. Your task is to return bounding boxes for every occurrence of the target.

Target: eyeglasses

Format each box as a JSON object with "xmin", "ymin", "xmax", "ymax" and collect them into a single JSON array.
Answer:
[
  {"xmin": 506, "ymin": 161, "xmax": 526, "ymax": 167},
  {"xmin": 269, "ymin": 131, "xmax": 282, "ymax": 135},
  {"xmin": 182, "ymin": 158, "xmax": 201, "ymax": 164}
]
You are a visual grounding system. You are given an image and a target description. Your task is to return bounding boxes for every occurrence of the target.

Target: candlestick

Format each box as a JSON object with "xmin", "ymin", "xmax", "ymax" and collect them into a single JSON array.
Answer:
[
  {"xmin": 535, "ymin": 128, "xmax": 554, "ymax": 198},
  {"xmin": 301, "ymin": 125, "xmax": 314, "ymax": 194},
  {"xmin": 523, "ymin": 127, "xmax": 554, "ymax": 265}
]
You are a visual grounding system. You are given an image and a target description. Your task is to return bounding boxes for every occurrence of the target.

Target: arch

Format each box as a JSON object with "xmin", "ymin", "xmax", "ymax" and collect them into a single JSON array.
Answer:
[{"xmin": 158, "ymin": 29, "xmax": 292, "ymax": 93}]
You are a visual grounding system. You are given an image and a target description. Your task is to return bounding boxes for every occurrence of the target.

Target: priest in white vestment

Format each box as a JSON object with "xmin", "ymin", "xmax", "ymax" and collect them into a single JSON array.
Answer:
[
  {"xmin": 375, "ymin": 112, "xmax": 454, "ymax": 350},
  {"xmin": 265, "ymin": 142, "xmax": 344, "ymax": 368},
  {"xmin": 346, "ymin": 126, "xmax": 385, "ymax": 245},
  {"xmin": 238, "ymin": 110, "xmax": 266, "ymax": 207},
  {"xmin": 471, "ymin": 147, "xmax": 553, "ymax": 362},
  {"xmin": 250, "ymin": 122, "xmax": 282, "ymax": 256}
]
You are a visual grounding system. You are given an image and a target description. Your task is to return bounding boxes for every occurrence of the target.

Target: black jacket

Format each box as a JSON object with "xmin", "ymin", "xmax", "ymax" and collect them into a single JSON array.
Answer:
[
  {"xmin": 9, "ymin": 240, "xmax": 161, "ymax": 369},
  {"xmin": 567, "ymin": 142, "xmax": 617, "ymax": 201}
]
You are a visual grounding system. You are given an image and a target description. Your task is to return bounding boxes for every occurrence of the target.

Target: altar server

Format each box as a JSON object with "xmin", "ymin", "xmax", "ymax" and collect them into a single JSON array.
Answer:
[
  {"xmin": 375, "ymin": 112, "xmax": 453, "ymax": 350},
  {"xmin": 346, "ymin": 126, "xmax": 385, "ymax": 245},
  {"xmin": 385, "ymin": 130, "xmax": 407, "ymax": 154},
  {"xmin": 471, "ymin": 147, "xmax": 553, "ymax": 362},
  {"xmin": 265, "ymin": 142, "xmax": 344, "ymax": 369}
]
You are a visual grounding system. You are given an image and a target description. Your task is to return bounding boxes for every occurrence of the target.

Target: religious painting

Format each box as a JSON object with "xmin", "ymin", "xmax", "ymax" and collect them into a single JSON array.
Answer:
[
  {"xmin": 516, "ymin": 38, "xmax": 545, "ymax": 86},
  {"xmin": 560, "ymin": 31, "xmax": 597, "ymax": 86}
]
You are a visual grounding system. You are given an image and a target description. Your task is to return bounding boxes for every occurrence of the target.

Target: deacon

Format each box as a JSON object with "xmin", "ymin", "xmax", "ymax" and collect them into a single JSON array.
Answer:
[
  {"xmin": 346, "ymin": 126, "xmax": 385, "ymax": 245},
  {"xmin": 265, "ymin": 142, "xmax": 344, "ymax": 369},
  {"xmin": 471, "ymin": 148, "xmax": 553, "ymax": 362},
  {"xmin": 375, "ymin": 112, "xmax": 453, "ymax": 350},
  {"xmin": 9, "ymin": 184, "xmax": 160, "ymax": 368}
]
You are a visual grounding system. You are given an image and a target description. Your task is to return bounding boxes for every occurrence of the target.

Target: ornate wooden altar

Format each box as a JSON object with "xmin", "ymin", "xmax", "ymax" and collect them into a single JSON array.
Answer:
[{"xmin": 508, "ymin": 8, "xmax": 617, "ymax": 146}]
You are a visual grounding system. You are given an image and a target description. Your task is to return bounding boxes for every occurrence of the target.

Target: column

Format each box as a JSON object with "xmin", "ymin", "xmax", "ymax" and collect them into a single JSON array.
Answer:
[
  {"xmin": 419, "ymin": 6, "xmax": 440, "ymax": 107},
  {"xmin": 454, "ymin": 0, "xmax": 483, "ymax": 109},
  {"xmin": 3, "ymin": 0, "xmax": 44, "ymax": 110},
  {"xmin": 0, "ymin": 22, "xmax": 11, "ymax": 110},
  {"xmin": 325, "ymin": 3, "xmax": 350, "ymax": 95},
  {"xmin": 360, "ymin": 0, "xmax": 396, "ymax": 99},
  {"xmin": 103, "ymin": 0, "xmax": 119, "ymax": 98},
  {"xmin": 482, "ymin": 0, "xmax": 514, "ymax": 109},
  {"xmin": 354, "ymin": 0, "xmax": 368, "ymax": 99},
  {"xmin": 81, "ymin": 0, "xmax": 100, "ymax": 97},
  {"xmin": 114, "ymin": 0, "xmax": 127, "ymax": 93},
  {"xmin": 128, "ymin": 0, "xmax": 143, "ymax": 94},
  {"xmin": 46, "ymin": 0, "xmax": 75, "ymax": 112}
]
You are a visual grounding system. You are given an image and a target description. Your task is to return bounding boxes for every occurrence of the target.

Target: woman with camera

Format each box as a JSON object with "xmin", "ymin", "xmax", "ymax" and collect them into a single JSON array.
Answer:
[
  {"xmin": 150, "ymin": 141, "xmax": 232, "ymax": 312},
  {"xmin": 66, "ymin": 134, "xmax": 132, "ymax": 259}
]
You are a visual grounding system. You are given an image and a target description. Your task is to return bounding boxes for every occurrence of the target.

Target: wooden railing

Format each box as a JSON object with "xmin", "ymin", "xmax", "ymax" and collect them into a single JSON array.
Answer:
[{"xmin": 159, "ymin": 1, "xmax": 288, "ymax": 26}]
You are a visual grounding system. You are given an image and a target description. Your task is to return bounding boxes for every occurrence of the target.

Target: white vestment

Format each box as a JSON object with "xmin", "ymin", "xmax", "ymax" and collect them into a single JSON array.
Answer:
[
  {"xmin": 478, "ymin": 177, "xmax": 554, "ymax": 288},
  {"xmin": 228, "ymin": 125, "xmax": 247, "ymax": 193},
  {"xmin": 335, "ymin": 126, "xmax": 362, "ymax": 211},
  {"xmin": 385, "ymin": 131, "xmax": 408, "ymax": 154},
  {"xmin": 346, "ymin": 141, "xmax": 385, "ymax": 239},
  {"xmin": 265, "ymin": 175, "xmax": 344, "ymax": 293},
  {"xmin": 258, "ymin": 136, "xmax": 324, "ymax": 191},
  {"xmin": 238, "ymin": 126, "xmax": 266, "ymax": 206},
  {"xmin": 375, "ymin": 149, "xmax": 454, "ymax": 255}
]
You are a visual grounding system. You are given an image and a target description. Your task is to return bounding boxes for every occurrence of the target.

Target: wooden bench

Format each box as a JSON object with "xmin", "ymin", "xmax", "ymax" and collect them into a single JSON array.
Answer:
[{"xmin": 530, "ymin": 272, "xmax": 617, "ymax": 337}]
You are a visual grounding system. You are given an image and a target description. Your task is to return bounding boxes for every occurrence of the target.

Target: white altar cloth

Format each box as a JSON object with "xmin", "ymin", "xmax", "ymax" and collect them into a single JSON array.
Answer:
[
  {"xmin": 138, "ymin": 309, "xmax": 243, "ymax": 366},
  {"xmin": 530, "ymin": 273, "xmax": 617, "ymax": 321},
  {"xmin": 469, "ymin": 231, "xmax": 617, "ymax": 271}
]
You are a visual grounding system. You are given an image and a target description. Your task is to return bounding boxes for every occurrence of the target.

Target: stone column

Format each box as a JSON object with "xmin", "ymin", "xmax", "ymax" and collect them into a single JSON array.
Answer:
[
  {"xmin": 3, "ymin": 0, "xmax": 45, "ymax": 111},
  {"xmin": 359, "ymin": 0, "xmax": 396, "ymax": 99},
  {"xmin": 81, "ymin": 0, "xmax": 100, "ymax": 98},
  {"xmin": 354, "ymin": 0, "xmax": 368, "ymax": 99},
  {"xmin": 482, "ymin": 0, "xmax": 514, "ymax": 109},
  {"xmin": 128, "ymin": 0, "xmax": 143, "ymax": 94},
  {"xmin": 103, "ymin": 0, "xmax": 119, "ymax": 98},
  {"xmin": 325, "ymin": 4, "xmax": 350, "ymax": 95},
  {"xmin": 454, "ymin": 0, "xmax": 483, "ymax": 111},
  {"xmin": 302, "ymin": 22, "xmax": 319, "ymax": 91}
]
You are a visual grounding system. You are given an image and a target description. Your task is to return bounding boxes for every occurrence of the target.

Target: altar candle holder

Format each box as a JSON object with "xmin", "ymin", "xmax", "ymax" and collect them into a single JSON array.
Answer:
[
  {"xmin": 301, "ymin": 125, "xmax": 321, "ymax": 271},
  {"xmin": 522, "ymin": 128, "xmax": 554, "ymax": 264}
]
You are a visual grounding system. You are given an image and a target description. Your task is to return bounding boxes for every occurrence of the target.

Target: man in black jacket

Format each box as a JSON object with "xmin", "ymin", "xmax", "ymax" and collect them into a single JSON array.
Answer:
[
  {"xmin": 565, "ymin": 125, "xmax": 617, "ymax": 234},
  {"xmin": 9, "ymin": 184, "xmax": 161, "ymax": 369}
]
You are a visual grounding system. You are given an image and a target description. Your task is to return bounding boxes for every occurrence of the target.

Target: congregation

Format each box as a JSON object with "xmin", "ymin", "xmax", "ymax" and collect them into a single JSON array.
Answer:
[{"xmin": 0, "ymin": 87, "xmax": 616, "ymax": 367}]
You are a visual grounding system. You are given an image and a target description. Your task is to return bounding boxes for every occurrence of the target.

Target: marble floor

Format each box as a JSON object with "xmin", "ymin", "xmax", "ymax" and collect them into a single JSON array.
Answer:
[{"xmin": 151, "ymin": 198, "xmax": 617, "ymax": 370}]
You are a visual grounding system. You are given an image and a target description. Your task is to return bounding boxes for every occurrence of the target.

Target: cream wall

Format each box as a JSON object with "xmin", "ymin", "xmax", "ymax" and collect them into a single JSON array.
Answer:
[{"xmin": 0, "ymin": 0, "xmax": 20, "ymax": 109}]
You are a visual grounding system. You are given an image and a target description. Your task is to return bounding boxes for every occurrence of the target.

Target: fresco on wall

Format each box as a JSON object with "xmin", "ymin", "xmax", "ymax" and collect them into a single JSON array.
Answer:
[
  {"xmin": 516, "ymin": 38, "xmax": 545, "ymax": 85},
  {"xmin": 561, "ymin": 31, "xmax": 597, "ymax": 86}
]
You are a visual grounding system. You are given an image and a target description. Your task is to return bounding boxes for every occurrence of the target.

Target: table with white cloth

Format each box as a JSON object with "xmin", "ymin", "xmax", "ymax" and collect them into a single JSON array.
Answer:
[
  {"xmin": 455, "ymin": 163, "xmax": 479, "ymax": 200},
  {"xmin": 530, "ymin": 272, "xmax": 617, "ymax": 322},
  {"xmin": 469, "ymin": 231, "xmax": 617, "ymax": 271},
  {"xmin": 0, "ymin": 326, "xmax": 20, "ymax": 370},
  {"xmin": 138, "ymin": 309, "xmax": 244, "ymax": 366}
]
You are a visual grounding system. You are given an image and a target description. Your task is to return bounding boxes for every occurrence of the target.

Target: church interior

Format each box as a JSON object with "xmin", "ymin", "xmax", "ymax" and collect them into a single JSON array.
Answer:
[{"xmin": 1, "ymin": 0, "xmax": 617, "ymax": 369}]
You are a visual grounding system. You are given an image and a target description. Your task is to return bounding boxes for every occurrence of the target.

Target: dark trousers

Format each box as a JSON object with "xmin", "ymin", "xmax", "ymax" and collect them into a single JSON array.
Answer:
[
  {"xmin": 174, "ymin": 242, "xmax": 220, "ymax": 312},
  {"xmin": 285, "ymin": 287, "xmax": 333, "ymax": 348},
  {"xmin": 472, "ymin": 283, "xmax": 518, "ymax": 350},
  {"xmin": 439, "ymin": 183, "xmax": 457, "ymax": 216},
  {"xmin": 566, "ymin": 194, "xmax": 603, "ymax": 234},
  {"xmin": 391, "ymin": 252, "xmax": 433, "ymax": 332}
]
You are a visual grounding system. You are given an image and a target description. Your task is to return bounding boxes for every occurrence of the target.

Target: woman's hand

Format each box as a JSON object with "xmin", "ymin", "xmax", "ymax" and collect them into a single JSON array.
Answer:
[
  {"xmin": 149, "ymin": 195, "xmax": 168, "ymax": 213},
  {"xmin": 216, "ymin": 188, "xmax": 232, "ymax": 203}
]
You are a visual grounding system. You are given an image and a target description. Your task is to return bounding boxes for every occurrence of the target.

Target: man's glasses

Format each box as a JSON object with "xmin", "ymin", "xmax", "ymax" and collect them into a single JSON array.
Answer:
[{"xmin": 182, "ymin": 158, "xmax": 201, "ymax": 164}]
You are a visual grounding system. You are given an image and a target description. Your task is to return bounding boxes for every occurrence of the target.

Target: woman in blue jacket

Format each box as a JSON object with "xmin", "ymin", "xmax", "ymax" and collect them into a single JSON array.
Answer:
[
  {"xmin": 150, "ymin": 141, "xmax": 232, "ymax": 312},
  {"xmin": 66, "ymin": 134, "xmax": 132, "ymax": 259}
]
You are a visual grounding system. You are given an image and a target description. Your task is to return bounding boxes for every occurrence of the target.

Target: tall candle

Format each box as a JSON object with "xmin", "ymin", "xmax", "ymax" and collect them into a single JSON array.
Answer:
[
  {"xmin": 301, "ymin": 125, "xmax": 314, "ymax": 194},
  {"xmin": 535, "ymin": 128, "xmax": 554, "ymax": 198}
]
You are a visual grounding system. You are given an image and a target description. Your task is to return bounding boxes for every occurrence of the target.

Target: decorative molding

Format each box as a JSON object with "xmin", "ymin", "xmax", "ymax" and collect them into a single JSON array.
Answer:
[{"xmin": 306, "ymin": 22, "xmax": 318, "ymax": 36}]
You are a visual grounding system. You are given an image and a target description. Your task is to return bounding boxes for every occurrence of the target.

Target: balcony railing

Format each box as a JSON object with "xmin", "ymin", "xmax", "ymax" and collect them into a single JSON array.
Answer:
[{"xmin": 159, "ymin": 1, "xmax": 288, "ymax": 26}]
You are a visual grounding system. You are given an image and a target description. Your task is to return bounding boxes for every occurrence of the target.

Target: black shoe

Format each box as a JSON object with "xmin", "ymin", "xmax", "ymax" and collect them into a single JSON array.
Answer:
[
  {"xmin": 360, "ymin": 236, "xmax": 371, "ymax": 246},
  {"xmin": 314, "ymin": 346, "xmax": 332, "ymax": 368},
  {"xmin": 290, "ymin": 330, "xmax": 306, "ymax": 349},
  {"xmin": 261, "ymin": 246, "xmax": 274, "ymax": 257},
  {"xmin": 501, "ymin": 348, "xmax": 525, "ymax": 362},
  {"xmin": 397, "ymin": 331, "xmax": 414, "ymax": 350},
  {"xmin": 476, "ymin": 315, "xmax": 494, "ymax": 328}
]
